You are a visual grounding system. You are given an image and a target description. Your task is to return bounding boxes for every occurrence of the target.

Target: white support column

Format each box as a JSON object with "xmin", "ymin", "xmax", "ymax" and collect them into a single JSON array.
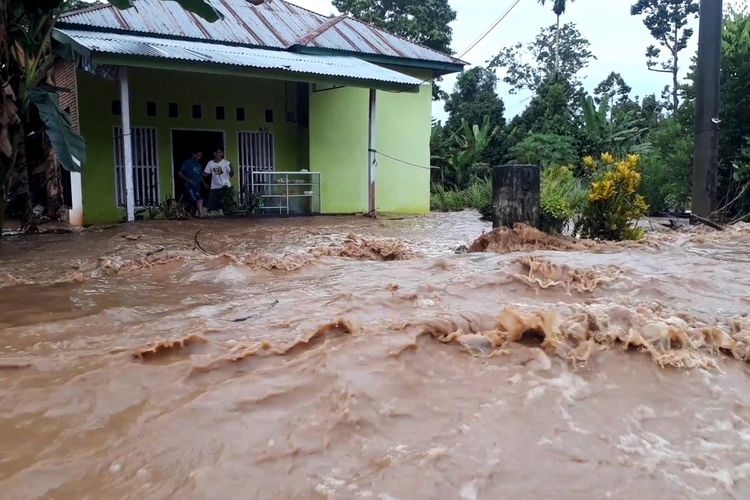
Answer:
[
  {"xmin": 119, "ymin": 67, "xmax": 135, "ymax": 222},
  {"xmin": 367, "ymin": 88, "xmax": 377, "ymax": 214},
  {"xmin": 68, "ymin": 171, "xmax": 83, "ymax": 226}
]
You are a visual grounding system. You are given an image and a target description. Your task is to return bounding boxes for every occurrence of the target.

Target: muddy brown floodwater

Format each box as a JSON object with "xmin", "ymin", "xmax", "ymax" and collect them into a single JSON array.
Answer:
[{"xmin": 1, "ymin": 212, "xmax": 749, "ymax": 499}]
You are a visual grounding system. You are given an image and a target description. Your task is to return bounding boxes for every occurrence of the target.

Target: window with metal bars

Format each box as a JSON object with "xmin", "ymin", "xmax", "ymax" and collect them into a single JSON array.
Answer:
[
  {"xmin": 113, "ymin": 126, "xmax": 160, "ymax": 208},
  {"xmin": 238, "ymin": 131, "xmax": 275, "ymax": 204}
]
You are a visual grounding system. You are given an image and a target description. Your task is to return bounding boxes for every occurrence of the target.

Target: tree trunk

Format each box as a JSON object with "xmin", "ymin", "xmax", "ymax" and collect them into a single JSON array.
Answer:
[
  {"xmin": 672, "ymin": 50, "xmax": 679, "ymax": 112},
  {"xmin": 0, "ymin": 184, "xmax": 5, "ymax": 237},
  {"xmin": 44, "ymin": 147, "xmax": 62, "ymax": 218},
  {"xmin": 12, "ymin": 131, "xmax": 36, "ymax": 233},
  {"xmin": 491, "ymin": 165, "xmax": 541, "ymax": 229},
  {"xmin": 555, "ymin": 15, "xmax": 561, "ymax": 74}
]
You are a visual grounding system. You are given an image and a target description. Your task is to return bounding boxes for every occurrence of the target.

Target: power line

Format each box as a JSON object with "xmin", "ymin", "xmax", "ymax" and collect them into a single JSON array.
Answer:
[
  {"xmin": 387, "ymin": 0, "xmax": 524, "ymax": 95},
  {"xmin": 457, "ymin": 0, "xmax": 523, "ymax": 60}
]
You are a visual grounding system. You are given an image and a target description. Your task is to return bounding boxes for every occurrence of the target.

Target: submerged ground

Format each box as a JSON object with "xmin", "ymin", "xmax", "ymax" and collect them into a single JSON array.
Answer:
[{"xmin": 1, "ymin": 212, "xmax": 749, "ymax": 499}]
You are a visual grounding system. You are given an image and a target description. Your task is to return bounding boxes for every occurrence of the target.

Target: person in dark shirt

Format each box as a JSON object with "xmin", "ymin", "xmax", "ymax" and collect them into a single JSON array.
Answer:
[{"xmin": 178, "ymin": 151, "xmax": 205, "ymax": 217}]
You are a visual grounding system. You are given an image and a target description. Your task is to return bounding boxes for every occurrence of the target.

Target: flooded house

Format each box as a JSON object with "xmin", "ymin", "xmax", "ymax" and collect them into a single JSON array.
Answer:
[{"xmin": 51, "ymin": 0, "xmax": 465, "ymax": 225}]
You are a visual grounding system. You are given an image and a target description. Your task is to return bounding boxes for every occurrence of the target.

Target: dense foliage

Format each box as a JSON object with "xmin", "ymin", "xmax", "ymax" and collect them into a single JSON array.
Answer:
[
  {"xmin": 332, "ymin": 0, "xmax": 456, "ymax": 54},
  {"xmin": 539, "ymin": 164, "xmax": 585, "ymax": 233},
  {"xmin": 432, "ymin": 5, "xmax": 750, "ymax": 239},
  {"xmin": 442, "ymin": 68, "xmax": 506, "ymax": 166}
]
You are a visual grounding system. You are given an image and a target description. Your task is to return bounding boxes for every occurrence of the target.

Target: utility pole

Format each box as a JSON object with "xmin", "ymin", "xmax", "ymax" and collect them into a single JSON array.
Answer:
[{"xmin": 691, "ymin": 0, "xmax": 723, "ymax": 218}]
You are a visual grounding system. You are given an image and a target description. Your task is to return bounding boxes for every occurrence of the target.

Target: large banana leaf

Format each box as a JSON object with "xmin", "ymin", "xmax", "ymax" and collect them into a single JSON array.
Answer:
[
  {"xmin": 107, "ymin": 0, "xmax": 224, "ymax": 23},
  {"xmin": 28, "ymin": 88, "xmax": 85, "ymax": 172}
]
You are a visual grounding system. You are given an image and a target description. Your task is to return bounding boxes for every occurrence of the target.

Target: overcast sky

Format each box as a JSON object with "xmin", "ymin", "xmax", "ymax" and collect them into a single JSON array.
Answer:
[{"xmin": 293, "ymin": 0, "xmax": 747, "ymax": 120}]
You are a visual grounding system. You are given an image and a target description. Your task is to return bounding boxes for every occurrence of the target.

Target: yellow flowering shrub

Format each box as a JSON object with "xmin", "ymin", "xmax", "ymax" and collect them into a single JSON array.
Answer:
[
  {"xmin": 580, "ymin": 152, "xmax": 648, "ymax": 240},
  {"xmin": 600, "ymin": 152, "xmax": 615, "ymax": 165},
  {"xmin": 582, "ymin": 155, "xmax": 596, "ymax": 170}
]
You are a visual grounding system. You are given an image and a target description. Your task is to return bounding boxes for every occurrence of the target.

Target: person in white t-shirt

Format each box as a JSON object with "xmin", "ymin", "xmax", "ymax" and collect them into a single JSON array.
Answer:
[{"xmin": 204, "ymin": 149, "xmax": 233, "ymax": 212}]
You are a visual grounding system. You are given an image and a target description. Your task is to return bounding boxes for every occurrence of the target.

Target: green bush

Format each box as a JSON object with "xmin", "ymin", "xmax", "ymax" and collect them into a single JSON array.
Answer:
[
  {"xmin": 430, "ymin": 184, "xmax": 467, "ymax": 212},
  {"xmin": 221, "ymin": 186, "xmax": 239, "ymax": 215},
  {"xmin": 579, "ymin": 153, "xmax": 648, "ymax": 241},
  {"xmin": 463, "ymin": 179, "xmax": 493, "ymax": 219},
  {"xmin": 638, "ymin": 118, "xmax": 693, "ymax": 213},
  {"xmin": 430, "ymin": 179, "xmax": 492, "ymax": 219},
  {"xmin": 508, "ymin": 133, "xmax": 577, "ymax": 168},
  {"xmin": 540, "ymin": 165, "xmax": 586, "ymax": 233}
]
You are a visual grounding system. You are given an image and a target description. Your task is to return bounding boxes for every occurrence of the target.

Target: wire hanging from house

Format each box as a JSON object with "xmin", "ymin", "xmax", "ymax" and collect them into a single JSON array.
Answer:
[
  {"xmin": 370, "ymin": 149, "xmax": 435, "ymax": 170},
  {"xmin": 387, "ymin": 0, "xmax": 524, "ymax": 95},
  {"xmin": 371, "ymin": 0, "xmax": 524, "ymax": 171}
]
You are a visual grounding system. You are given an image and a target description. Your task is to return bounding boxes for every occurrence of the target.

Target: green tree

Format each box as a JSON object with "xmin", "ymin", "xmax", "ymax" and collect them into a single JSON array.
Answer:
[
  {"xmin": 639, "ymin": 118, "xmax": 693, "ymax": 212},
  {"xmin": 537, "ymin": 0, "xmax": 575, "ymax": 73},
  {"xmin": 444, "ymin": 67, "xmax": 506, "ymax": 165},
  {"xmin": 718, "ymin": 7, "xmax": 750, "ymax": 218},
  {"xmin": 0, "ymin": 0, "xmax": 220, "ymax": 234},
  {"xmin": 508, "ymin": 132, "xmax": 576, "ymax": 169},
  {"xmin": 433, "ymin": 117, "xmax": 497, "ymax": 191},
  {"xmin": 489, "ymin": 22, "xmax": 595, "ymax": 94},
  {"xmin": 331, "ymin": 0, "xmax": 456, "ymax": 54},
  {"xmin": 631, "ymin": 0, "xmax": 699, "ymax": 112},
  {"xmin": 332, "ymin": 0, "xmax": 456, "ymax": 99},
  {"xmin": 505, "ymin": 75, "xmax": 580, "ymax": 151},
  {"xmin": 594, "ymin": 72, "xmax": 632, "ymax": 107}
]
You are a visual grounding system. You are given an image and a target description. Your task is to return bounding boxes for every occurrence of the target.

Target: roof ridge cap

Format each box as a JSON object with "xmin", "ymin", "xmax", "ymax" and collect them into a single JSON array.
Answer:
[
  {"xmin": 341, "ymin": 16, "xmax": 466, "ymax": 65},
  {"xmin": 290, "ymin": 15, "xmax": 347, "ymax": 47}
]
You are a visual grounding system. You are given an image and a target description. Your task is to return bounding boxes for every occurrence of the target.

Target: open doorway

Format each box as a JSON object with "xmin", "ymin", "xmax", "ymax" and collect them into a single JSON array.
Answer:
[{"xmin": 171, "ymin": 130, "xmax": 224, "ymax": 202}]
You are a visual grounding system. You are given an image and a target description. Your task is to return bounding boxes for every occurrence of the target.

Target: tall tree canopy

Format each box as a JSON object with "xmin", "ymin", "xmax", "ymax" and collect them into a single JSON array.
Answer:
[
  {"xmin": 331, "ymin": 0, "xmax": 456, "ymax": 54},
  {"xmin": 489, "ymin": 23, "xmax": 594, "ymax": 94},
  {"xmin": 537, "ymin": 0, "xmax": 575, "ymax": 72},
  {"xmin": 630, "ymin": 0, "xmax": 699, "ymax": 112},
  {"xmin": 443, "ymin": 67, "xmax": 506, "ymax": 165}
]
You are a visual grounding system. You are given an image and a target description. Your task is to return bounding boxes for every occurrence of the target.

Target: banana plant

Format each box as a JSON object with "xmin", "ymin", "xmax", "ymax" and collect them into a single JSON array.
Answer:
[
  {"xmin": 580, "ymin": 93, "xmax": 648, "ymax": 154},
  {"xmin": 0, "ymin": 0, "xmax": 222, "ymax": 233},
  {"xmin": 581, "ymin": 94, "xmax": 609, "ymax": 138},
  {"xmin": 443, "ymin": 116, "xmax": 498, "ymax": 189}
]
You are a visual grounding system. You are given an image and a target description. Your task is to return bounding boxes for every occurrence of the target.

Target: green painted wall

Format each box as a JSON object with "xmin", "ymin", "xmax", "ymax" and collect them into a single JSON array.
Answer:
[
  {"xmin": 78, "ymin": 66, "xmax": 433, "ymax": 222},
  {"xmin": 375, "ymin": 81, "xmax": 432, "ymax": 214},
  {"xmin": 309, "ymin": 86, "xmax": 369, "ymax": 213},
  {"xmin": 77, "ymin": 68, "xmax": 306, "ymax": 224},
  {"xmin": 308, "ymin": 79, "xmax": 432, "ymax": 215}
]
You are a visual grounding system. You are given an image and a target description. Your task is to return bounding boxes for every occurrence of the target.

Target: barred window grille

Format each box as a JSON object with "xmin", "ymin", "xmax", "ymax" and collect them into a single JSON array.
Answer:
[
  {"xmin": 114, "ymin": 127, "xmax": 160, "ymax": 208},
  {"xmin": 238, "ymin": 131, "xmax": 275, "ymax": 202}
]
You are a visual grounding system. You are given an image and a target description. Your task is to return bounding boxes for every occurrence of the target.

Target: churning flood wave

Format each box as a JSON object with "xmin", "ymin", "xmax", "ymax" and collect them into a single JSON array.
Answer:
[{"xmin": 1, "ymin": 212, "xmax": 749, "ymax": 498}]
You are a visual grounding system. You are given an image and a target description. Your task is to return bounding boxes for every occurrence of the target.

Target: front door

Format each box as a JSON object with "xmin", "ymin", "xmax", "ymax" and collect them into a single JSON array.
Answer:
[{"xmin": 171, "ymin": 130, "xmax": 224, "ymax": 203}]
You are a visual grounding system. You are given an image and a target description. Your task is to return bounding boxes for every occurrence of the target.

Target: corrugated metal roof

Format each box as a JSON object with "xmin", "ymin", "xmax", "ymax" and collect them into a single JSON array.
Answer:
[
  {"xmin": 55, "ymin": 28, "xmax": 426, "ymax": 88},
  {"xmin": 58, "ymin": 0, "xmax": 463, "ymax": 66}
]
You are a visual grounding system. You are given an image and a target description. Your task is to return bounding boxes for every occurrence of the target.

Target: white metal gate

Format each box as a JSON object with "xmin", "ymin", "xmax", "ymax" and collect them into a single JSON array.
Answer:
[
  {"xmin": 238, "ymin": 131, "xmax": 275, "ymax": 203},
  {"xmin": 114, "ymin": 126, "xmax": 159, "ymax": 207}
]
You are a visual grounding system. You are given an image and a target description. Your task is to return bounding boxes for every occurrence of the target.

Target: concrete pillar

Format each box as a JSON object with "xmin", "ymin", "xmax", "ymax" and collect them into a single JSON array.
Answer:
[
  {"xmin": 491, "ymin": 165, "xmax": 540, "ymax": 229},
  {"xmin": 367, "ymin": 88, "xmax": 377, "ymax": 214},
  {"xmin": 119, "ymin": 67, "xmax": 135, "ymax": 222},
  {"xmin": 68, "ymin": 171, "xmax": 83, "ymax": 226},
  {"xmin": 691, "ymin": 0, "xmax": 723, "ymax": 218}
]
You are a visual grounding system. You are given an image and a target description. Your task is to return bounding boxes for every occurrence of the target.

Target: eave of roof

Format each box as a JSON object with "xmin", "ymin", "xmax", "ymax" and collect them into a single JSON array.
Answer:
[{"xmin": 53, "ymin": 28, "xmax": 427, "ymax": 92}]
